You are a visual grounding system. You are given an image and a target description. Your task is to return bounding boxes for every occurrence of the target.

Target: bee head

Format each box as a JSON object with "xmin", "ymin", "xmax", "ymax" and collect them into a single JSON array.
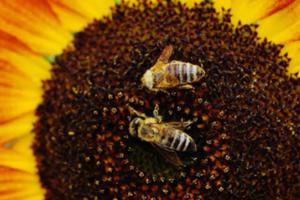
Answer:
[
  {"xmin": 129, "ymin": 117, "xmax": 143, "ymax": 137},
  {"xmin": 141, "ymin": 70, "xmax": 154, "ymax": 89}
]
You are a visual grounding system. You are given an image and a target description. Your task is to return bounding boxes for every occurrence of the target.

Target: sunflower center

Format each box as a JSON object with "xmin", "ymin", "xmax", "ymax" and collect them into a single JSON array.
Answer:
[{"xmin": 33, "ymin": 0, "xmax": 299, "ymax": 199}]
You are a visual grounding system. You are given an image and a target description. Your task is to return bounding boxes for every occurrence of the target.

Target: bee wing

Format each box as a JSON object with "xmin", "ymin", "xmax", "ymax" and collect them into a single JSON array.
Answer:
[
  {"xmin": 150, "ymin": 45, "xmax": 174, "ymax": 73},
  {"xmin": 157, "ymin": 45, "xmax": 173, "ymax": 64},
  {"xmin": 163, "ymin": 121, "xmax": 194, "ymax": 130},
  {"xmin": 151, "ymin": 123, "xmax": 198, "ymax": 152},
  {"xmin": 155, "ymin": 72, "xmax": 179, "ymax": 89},
  {"xmin": 151, "ymin": 143, "xmax": 184, "ymax": 167}
]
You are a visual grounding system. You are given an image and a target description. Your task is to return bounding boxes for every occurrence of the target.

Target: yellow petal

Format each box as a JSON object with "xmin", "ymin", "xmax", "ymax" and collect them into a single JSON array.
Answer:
[
  {"xmin": 0, "ymin": 147, "xmax": 37, "ymax": 174},
  {"xmin": 0, "ymin": 49, "xmax": 51, "ymax": 86},
  {"xmin": 214, "ymin": 0, "xmax": 232, "ymax": 12},
  {"xmin": 0, "ymin": 31, "xmax": 31, "ymax": 54},
  {"xmin": 75, "ymin": 0, "xmax": 116, "ymax": 19},
  {"xmin": 0, "ymin": 133, "xmax": 37, "ymax": 174},
  {"xmin": 9, "ymin": 133, "xmax": 36, "ymax": 159},
  {"xmin": 0, "ymin": 79, "xmax": 41, "ymax": 124},
  {"xmin": 0, "ymin": 48, "xmax": 51, "ymax": 123},
  {"xmin": 230, "ymin": 0, "xmax": 295, "ymax": 24},
  {"xmin": 283, "ymin": 41, "xmax": 300, "ymax": 75},
  {"xmin": 0, "ymin": 99, "xmax": 39, "ymax": 123},
  {"xmin": 0, "ymin": 0, "xmax": 73, "ymax": 55},
  {"xmin": 48, "ymin": 0, "xmax": 116, "ymax": 32},
  {"xmin": 0, "ymin": 166, "xmax": 44, "ymax": 200},
  {"xmin": 0, "ymin": 66, "xmax": 38, "ymax": 90},
  {"xmin": 0, "ymin": 114, "xmax": 36, "ymax": 145},
  {"xmin": 181, "ymin": 0, "xmax": 198, "ymax": 7},
  {"xmin": 257, "ymin": 1, "xmax": 300, "ymax": 43},
  {"xmin": 48, "ymin": 0, "xmax": 90, "ymax": 32}
]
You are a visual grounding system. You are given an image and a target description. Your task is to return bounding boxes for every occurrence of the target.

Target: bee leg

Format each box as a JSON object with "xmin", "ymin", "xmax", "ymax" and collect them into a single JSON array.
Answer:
[
  {"xmin": 153, "ymin": 104, "xmax": 163, "ymax": 122},
  {"xmin": 182, "ymin": 120, "xmax": 194, "ymax": 127},
  {"xmin": 153, "ymin": 104, "xmax": 159, "ymax": 116},
  {"xmin": 149, "ymin": 88, "xmax": 169, "ymax": 95},
  {"xmin": 178, "ymin": 84, "xmax": 194, "ymax": 90},
  {"xmin": 159, "ymin": 89, "xmax": 170, "ymax": 94},
  {"xmin": 148, "ymin": 87, "xmax": 165, "ymax": 94},
  {"xmin": 164, "ymin": 120, "xmax": 194, "ymax": 130},
  {"xmin": 127, "ymin": 105, "xmax": 147, "ymax": 118}
]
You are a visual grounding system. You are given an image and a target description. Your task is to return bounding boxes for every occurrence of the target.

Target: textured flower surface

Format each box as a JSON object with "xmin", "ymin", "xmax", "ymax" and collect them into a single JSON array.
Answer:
[{"xmin": 0, "ymin": 0, "xmax": 299, "ymax": 199}]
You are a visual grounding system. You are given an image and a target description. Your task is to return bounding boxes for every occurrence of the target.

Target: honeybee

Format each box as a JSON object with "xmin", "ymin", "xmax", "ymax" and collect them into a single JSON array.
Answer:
[
  {"xmin": 141, "ymin": 45, "xmax": 206, "ymax": 92},
  {"xmin": 128, "ymin": 105, "xmax": 197, "ymax": 166}
]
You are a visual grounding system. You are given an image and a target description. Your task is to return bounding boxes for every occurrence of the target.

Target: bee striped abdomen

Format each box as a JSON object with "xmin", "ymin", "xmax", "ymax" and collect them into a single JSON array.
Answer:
[
  {"xmin": 167, "ymin": 61, "xmax": 204, "ymax": 85},
  {"xmin": 167, "ymin": 129, "xmax": 197, "ymax": 152}
]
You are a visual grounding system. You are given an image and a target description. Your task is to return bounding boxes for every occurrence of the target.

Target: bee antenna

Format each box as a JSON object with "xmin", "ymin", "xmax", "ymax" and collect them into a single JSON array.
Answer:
[
  {"xmin": 126, "ymin": 105, "xmax": 147, "ymax": 119},
  {"xmin": 123, "ymin": 66, "xmax": 135, "ymax": 77},
  {"xmin": 136, "ymin": 85, "xmax": 144, "ymax": 91}
]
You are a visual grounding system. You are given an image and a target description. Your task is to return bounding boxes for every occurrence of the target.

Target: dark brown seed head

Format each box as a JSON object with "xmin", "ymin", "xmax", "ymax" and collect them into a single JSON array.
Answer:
[{"xmin": 33, "ymin": 0, "xmax": 300, "ymax": 199}]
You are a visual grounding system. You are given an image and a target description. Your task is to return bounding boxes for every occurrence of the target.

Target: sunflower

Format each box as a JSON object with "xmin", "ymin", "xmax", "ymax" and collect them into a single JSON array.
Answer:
[{"xmin": 0, "ymin": 0, "xmax": 299, "ymax": 199}]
